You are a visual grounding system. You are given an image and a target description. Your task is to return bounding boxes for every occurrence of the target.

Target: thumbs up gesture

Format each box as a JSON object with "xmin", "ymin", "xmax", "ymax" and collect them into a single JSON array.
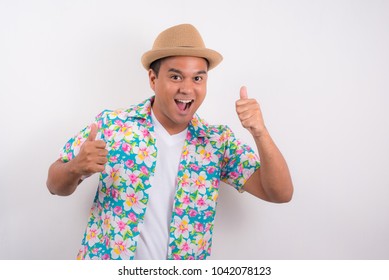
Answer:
[
  {"xmin": 73, "ymin": 123, "xmax": 108, "ymax": 176},
  {"xmin": 235, "ymin": 86, "xmax": 267, "ymax": 138}
]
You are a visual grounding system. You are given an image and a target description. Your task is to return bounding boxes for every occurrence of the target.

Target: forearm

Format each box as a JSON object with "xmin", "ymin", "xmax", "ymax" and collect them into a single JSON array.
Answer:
[
  {"xmin": 46, "ymin": 159, "xmax": 83, "ymax": 196},
  {"xmin": 253, "ymin": 129, "xmax": 293, "ymax": 202}
]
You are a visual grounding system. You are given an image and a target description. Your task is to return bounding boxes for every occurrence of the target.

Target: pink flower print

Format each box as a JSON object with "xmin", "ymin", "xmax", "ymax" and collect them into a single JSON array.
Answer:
[
  {"xmin": 182, "ymin": 195, "xmax": 190, "ymax": 205},
  {"xmin": 206, "ymin": 166, "xmax": 216, "ymax": 174},
  {"xmin": 140, "ymin": 166, "xmax": 149, "ymax": 176},
  {"xmin": 110, "ymin": 109, "xmax": 127, "ymax": 120},
  {"xmin": 230, "ymin": 171, "xmax": 239, "ymax": 180},
  {"xmin": 199, "ymin": 130, "xmax": 207, "ymax": 137},
  {"xmin": 111, "ymin": 188, "xmax": 119, "ymax": 200},
  {"xmin": 188, "ymin": 209, "xmax": 197, "ymax": 217},
  {"xmin": 110, "ymin": 155, "xmax": 118, "ymax": 163},
  {"xmin": 216, "ymin": 132, "xmax": 227, "ymax": 148},
  {"xmin": 76, "ymin": 246, "xmax": 87, "ymax": 260},
  {"xmin": 121, "ymin": 188, "xmax": 146, "ymax": 214},
  {"xmin": 181, "ymin": 144, "xmax": 195, "ymax": 161},
  {"xmin": 205, "ymin": 211, "xmax": 213, "ymax": 218},
  {"xmin": 113, "ymin": 206, "xmax": 122, "ymax": 215},
  {"xmin": 191, "ymin": 171, "xmax": 210, "ymax": 194},
  {"xmin": 197, "ymin": 144, "xmax": 218, "ymax": 165},
  {"xmin": 141, "ymin": 127, "xmax": 150, "ymax": 139},
  {"xmin": 211, "ymin": 178, "xmax": 219, "ymax": 189},
  {"xmin": 190, "ymin": 164, "xmax": 200, "ymax": 171},
  {"xmin": 101, "ymin": 254, "xmax": 110, "ymax": 260},
  {"xmin": 125, "ymin": 159, "xmax": 134, "ymax": 169},
  {"xmin": 102, "ymin": 212, "xmax": 112, "ymax": 234},
  {"xmin": 113, "ymin": 121, "xmax": 134, "ymax": 142},
  {"xmin": 181, "ymin": 146, "xmax": 190, "ymax": 161},
  {"xmin": 104, "ymin": 129, "xmax": 114, "ymax": 139},
  {"xmin": 194, "ymin": 222, "xmax": 204, "ymax": 232},
  {"xmin": 194, "ymin": 231, "xmax": 211, "ymax": 254},
  {"xmin": 103, "ymin": 164, "xmax": 122, "ymax": 187},
  {"xmin": 72, "ymin": 134, "xmax": 86, "ymax": 155},
  {"xmin": 114, "ymin": 119, "xmax": 123, "ymax": 127},
  {"xmin": 128, "ymin": 212, "xmax": 137, "ymax": 223},
  {"xmin": 112, "ymin": 216, "xmax": 130, "ymax": 234},
  {"xmin": 116, "ymin": 220, "xmax": 126, "ymax": 232},
  {"xmin": 133, "ymin": 142, "xmax": 156, "ymax": 167},
  {"xmin": 110, "ymin": 235, "xmax": 132, "ymax": 259},
  {"xmin": 195, "ymin": 195, "xmax": 209, "ymax": 211},
  {"xmin": 181, "ymin": 241, "xmax": 190, "ymax": 252},
  {"xmin": 178, "ymin": 239, "xmax": 193, "ymax": 256},
  {"xmin": 175, "ymin": 207, "xmax": 184, "ymax": 216},
  {"xmin": 179, "ymin": 171, "xmax": 191, "ymax": 191},
  {"xmin": 186, "ymin": 131, "xmax": 193, "ymax": 141},
  {"xmin": 122, "ymin": 143, "xmax": 131, "ymax": 153},
  {"xmin": 241, "ymin": 153, "xmax": 259, "ymax": 166},
  {"xmin": 196, "ymin": 197, "xmax": 206, "ymax": 208},
  {"xmin": 173, "ymin": 216, "xmax": 191, "ymax": 239},
  {"xmin": 111, "ymin": 141, "xmax": 121, "ymax": 150},
  {"xmin": 123, "ymin": 170, "xmax": 141, "ymax": 185},
  {"xmin": 211, "ymin": 190, "xmax": 218, "ymax": 202},
  {"xmin": 173, "ymin": 254, "xmax": 181, "ymax": 260},
  {"xmin": 86, "ymin": 224, "xmax": 100, "ymax": 247},
  {"xmin": 238, "ymin": 163, "xmax": 244, "ymax": 173}
]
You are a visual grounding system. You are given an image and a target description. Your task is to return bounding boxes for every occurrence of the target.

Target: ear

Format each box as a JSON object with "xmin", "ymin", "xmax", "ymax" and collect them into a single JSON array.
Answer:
[{"xmin": 148, "ymin": 69, "xmax": 157, "ymax": 91}]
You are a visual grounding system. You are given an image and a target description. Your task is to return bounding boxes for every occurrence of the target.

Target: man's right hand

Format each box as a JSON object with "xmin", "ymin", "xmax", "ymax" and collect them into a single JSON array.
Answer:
[{"xmin": 72, "ymin": 123, "xmax": 108, "ymax": 176}]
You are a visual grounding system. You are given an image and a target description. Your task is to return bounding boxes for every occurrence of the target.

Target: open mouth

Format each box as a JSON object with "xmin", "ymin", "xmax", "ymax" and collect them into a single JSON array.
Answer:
[{"xmin": 175, "ymin": 99, "xmax": 194, "ymax": 112}]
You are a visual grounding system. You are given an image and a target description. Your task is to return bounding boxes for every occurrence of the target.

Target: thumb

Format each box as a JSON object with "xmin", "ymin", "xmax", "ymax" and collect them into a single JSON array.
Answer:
[
  {"xmin": 240, "ymin": 86, "xmax": 248, "ymax": 100},
  {"xmin": 87, "ymin": 123, "xmax": 98, "ymax": 141}
]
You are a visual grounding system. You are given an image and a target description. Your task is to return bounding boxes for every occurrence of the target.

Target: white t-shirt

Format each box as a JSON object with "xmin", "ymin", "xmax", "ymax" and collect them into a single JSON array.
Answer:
[{"xmin": 134, "ymin": 110, "xmax": 187, "ymax": 260}]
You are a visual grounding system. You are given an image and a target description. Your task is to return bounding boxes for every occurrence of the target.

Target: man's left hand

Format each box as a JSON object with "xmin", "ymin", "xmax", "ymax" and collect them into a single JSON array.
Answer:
[{"xmin": 235, "ymin": 86, "xmax": 267, "ymax": 138}]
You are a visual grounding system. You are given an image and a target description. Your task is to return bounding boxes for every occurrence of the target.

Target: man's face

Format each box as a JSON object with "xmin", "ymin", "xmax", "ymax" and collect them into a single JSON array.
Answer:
[{"xmin": 149, "ymin": 56, "xmax": 208, "ymax": 135}]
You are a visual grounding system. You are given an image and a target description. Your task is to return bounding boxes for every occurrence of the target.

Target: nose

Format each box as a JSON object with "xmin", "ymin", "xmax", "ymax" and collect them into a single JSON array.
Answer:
[{"xmin": 179, "ymin": 78, "xmax": 194, "ymax": 95}]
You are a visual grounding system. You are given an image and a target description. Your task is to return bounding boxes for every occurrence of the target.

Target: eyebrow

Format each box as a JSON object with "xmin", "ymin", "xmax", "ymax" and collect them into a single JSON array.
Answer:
[{"xmin": 168, "ymin": 68, "xmax": 208, "ymax": 75}]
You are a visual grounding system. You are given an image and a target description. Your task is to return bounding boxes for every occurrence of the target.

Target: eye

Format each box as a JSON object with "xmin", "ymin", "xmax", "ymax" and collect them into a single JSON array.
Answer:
[
  {"xmin": 194, "ymin": 76, "xmax": 203, "ymax": 82},
  {"xmin": 170, "ymin": 75, "xmax": 182, "ymax": 81}
]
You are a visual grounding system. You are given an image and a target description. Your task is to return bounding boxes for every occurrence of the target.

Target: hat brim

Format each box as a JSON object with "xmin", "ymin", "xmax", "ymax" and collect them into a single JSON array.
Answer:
[{"xmin": 141, "ymin": 47, "xmax": 223, "ymax": 70}]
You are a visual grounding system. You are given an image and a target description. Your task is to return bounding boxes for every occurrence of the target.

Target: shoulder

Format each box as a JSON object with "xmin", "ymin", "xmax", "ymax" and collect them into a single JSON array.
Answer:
[
  {"xmin": 193, "ymin": 115, "xmax": 235, "ymax": 142},
  {"xmin": 94, "ymin": 97, "xmax": 153, "ymax": 125}
]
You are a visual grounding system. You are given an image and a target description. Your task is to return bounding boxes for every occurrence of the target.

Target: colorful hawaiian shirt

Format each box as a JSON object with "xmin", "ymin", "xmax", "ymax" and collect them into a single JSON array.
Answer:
[{"xmin": 60, "ymin": 97, "xmax": 260, "ymax": 260}]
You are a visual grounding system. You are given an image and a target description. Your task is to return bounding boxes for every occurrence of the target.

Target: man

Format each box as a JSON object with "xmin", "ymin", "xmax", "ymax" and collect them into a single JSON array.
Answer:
[{"xmin": 46, "ymin": 24, "xmax": 293, "ymax": 260}]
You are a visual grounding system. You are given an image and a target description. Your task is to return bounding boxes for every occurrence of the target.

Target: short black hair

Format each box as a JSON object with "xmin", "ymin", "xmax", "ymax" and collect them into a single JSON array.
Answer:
[
  {"xmin": 149, "ymin": 58, "xmax": 164, "ymax": 77},
  {"xmin": 149, "ymin": 57, "xmax": 210, "ymax": 77}
]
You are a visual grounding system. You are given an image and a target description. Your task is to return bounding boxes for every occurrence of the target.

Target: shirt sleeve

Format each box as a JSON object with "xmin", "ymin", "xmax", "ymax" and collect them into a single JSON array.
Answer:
[
  {"xmin": 59, "ymin": 111, "xmax": 107, "ymax": 163},
  {"xmin": 220, "ymin": 126, "xmax": 261, "ymax": 192}
]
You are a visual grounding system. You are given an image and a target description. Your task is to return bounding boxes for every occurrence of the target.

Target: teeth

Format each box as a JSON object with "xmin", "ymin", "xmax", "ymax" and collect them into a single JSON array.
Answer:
[{"xmin": 176, "ymin": 99, "xmax": 193, "ymax": 103}]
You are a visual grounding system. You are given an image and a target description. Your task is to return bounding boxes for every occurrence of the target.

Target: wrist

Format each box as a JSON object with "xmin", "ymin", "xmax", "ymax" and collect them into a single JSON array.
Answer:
[
  {"xmin": 252, "ymin": 126, "xmax": 269, "ymax": 139},
  {"xmin": 67, "ymin": 158, "xmax": 84, "ymax": 179}
]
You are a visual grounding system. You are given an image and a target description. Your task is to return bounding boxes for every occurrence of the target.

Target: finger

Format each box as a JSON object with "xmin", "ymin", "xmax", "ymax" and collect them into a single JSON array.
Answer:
[
  {"xmin": 238, "ymin": 110, "xmax": 256, "ymax": 121},
  {"xmin": 236, "ymin": 99, "xmax": 260, "ymax": 114},
  {"xmin": 87, "ymin": 123, "xmax": 98, "ymax": 141},
  {"xmin": 94, "ymin": 140, "xmax": 107, "ymax": 148},
  {"xmin": 96, "ymin": 157, "xmax": 108, "ymax": 165},
  {"xmin": 240, "ymin": 86, "xmax": 248, "ymax": 100},
  {"xmin": 98, "ymin": 149, "xmax": 108, "ymax": 157}
]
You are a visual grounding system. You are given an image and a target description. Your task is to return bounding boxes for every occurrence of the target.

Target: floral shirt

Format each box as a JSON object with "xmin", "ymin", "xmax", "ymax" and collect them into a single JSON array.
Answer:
[{"xmin": 60, "ymin": 97, "xmax": 260, "ymax": 260}]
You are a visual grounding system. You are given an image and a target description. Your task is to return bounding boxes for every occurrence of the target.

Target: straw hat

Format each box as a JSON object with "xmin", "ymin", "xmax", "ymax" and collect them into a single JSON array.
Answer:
[{"xmin": 141, "ymin": 24, "xmax": 223, "ymax": 70}]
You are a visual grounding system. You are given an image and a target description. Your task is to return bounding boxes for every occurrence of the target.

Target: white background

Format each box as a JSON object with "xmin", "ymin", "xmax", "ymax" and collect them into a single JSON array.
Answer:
[{"xmin": 1, "ymin": 0, "xmax": 388, "ymax": 260}]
